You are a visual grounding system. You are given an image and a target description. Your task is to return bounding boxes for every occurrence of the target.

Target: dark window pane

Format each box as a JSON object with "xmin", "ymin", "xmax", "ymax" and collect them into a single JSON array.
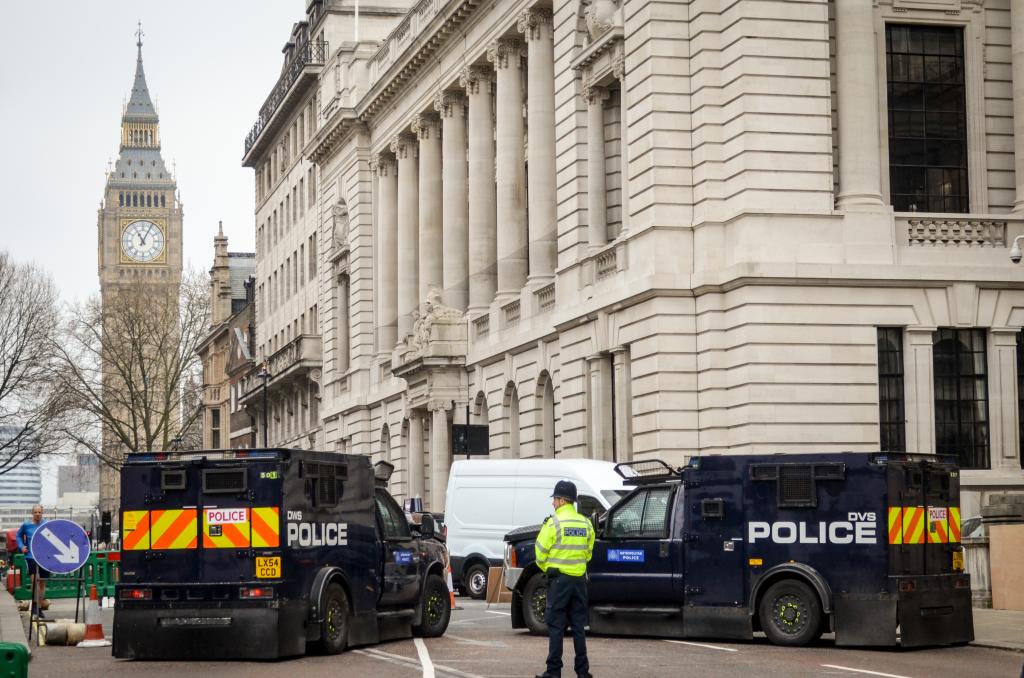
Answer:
[
  {"xmin": 877, "ymin": 328, "xmax": 906, "ymax": 452},
  {"xmin": 886, "ymin": 24, "xmax": 968, "ymax": 213},
  {"xmin": 933, "ymin": 329, "xmax": 990, "ymax": 469}
]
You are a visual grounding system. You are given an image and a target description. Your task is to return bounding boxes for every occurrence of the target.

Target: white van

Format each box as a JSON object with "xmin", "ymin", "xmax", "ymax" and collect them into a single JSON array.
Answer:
[{"xmin": 445, "ymin": 458, "xmax": 629, "ymax": 598}]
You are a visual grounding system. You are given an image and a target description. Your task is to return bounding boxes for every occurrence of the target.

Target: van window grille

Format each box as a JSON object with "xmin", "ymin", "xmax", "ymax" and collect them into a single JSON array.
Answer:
[
  {"xmin": 203, "ymin": 468, "xmax": 246, "ymax": 494},
  {"xmin": 779, "ymin": 465, "xmax": 814, "ymax": 507},
  {"xmin": 304, "ymin": 462, "xmax": 347, "ymax": 508},
  {"xmin": 161, "ymin": 470, "xmax": 186, "ymax": 491}
]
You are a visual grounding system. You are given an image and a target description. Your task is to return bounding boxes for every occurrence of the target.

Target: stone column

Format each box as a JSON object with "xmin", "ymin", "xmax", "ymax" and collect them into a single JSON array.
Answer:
[
  {"xmin": 392, "ymin": 133, "xmax": 419, "ymax": 340},
  {"xmin": 585, "ymin": 81, "xmax": 609, "ymax": 248},
  {"xmin": 519, "ymin": 8, "xmax": 557, "ymax": 283},
  {"xmin": 414, "ymin": 113, "xmax": 443, "ymax": 301},
  {"xmin": 337, "ymin": 273, "xmax": 350, "ymax": 372},
  {"xmin": 435, "ymin": 91, "xmax": 469, "ymax": 311},
  {"xmin": 1013, "ymin": 2, "xmax": 1024, "ymax": 212},
  {"xmin": 835, "ymin": 0, "xmax": 884, "ymax": 208},
  {"xmin": 460, "ymin": 66, "xmax": 497, "ymax": 313},
  {"xmin": 904, "ymin": 328, "xmax": 936, "ymax": 455},
  {"xmin": 408, "ymin": 414, "xmax": 425, "ymax": 500},
  {"xmin": 990, "ymin": 329, "xmax": 1021, "ymax": 467},
  {"xmin": 488, "ymin": 38, "xmax": 528, "ymax": 298},
  {"xmin": 611, "ymin": 346, "xmax": 632, "ymax": 462},
  {"xmin": 376, "ymin": 155, "xmax": 398, "ymax": 352},
  {"xmin": 586, "ymin": 354, "xmax": 614, "ymax": 461},
  {"xmin": 429, "ymin": 401, "xmax": 453, "ymax": 512},
  {"xmin": 613, "ymin": 54, "xmax": 629, "ymax": 232}
]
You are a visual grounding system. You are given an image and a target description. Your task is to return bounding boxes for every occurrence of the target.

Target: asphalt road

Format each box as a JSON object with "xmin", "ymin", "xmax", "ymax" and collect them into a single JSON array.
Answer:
[{"xmin": 24, "ymin": 597, "xmax": 1023, "ymax": 677}]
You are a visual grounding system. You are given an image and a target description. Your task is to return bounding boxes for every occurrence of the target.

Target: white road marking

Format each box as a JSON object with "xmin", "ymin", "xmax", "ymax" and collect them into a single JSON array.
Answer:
[
  {"xmin": 414, "ymin": 637, "xmax": 436, "ymax": 678},
  {"xmin": 664, "ymin": 639, "xmax": 739, "ymax": 653},
  {"xmin": 485, "ymin": 609, "xmax": 511, "ymax": 616},
  {"xmin": 821, "ymin": 664, "xmax": 914, "ymax": 678},
  {"xmin": 358, "ymin": 647, "xmax": 485, "ymax": 678}
]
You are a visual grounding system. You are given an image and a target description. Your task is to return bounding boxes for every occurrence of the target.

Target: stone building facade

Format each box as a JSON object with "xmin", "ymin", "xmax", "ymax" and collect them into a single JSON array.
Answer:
[
  {"xmin": 197, "ymin": 225, "xmax": 256, "ymax": 449},
  {"xmin": 245, "ymin": 0, "xmax": 1024, "ymax": 515}
]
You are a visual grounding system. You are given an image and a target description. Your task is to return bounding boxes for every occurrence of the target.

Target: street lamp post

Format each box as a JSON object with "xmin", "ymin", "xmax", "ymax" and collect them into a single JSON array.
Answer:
[{"xmin": 257, "ymin": 361, "xmax": 270, "ymax": 448}]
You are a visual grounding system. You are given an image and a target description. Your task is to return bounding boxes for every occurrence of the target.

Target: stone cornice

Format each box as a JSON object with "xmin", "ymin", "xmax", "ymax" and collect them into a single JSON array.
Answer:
[
  {"xmin": 306, "ymin": 107, "xmax": 362, "ymax": 165},
  {"xmin": 358, "ymin": 0, "xmax": 483, "ymax": 123}
]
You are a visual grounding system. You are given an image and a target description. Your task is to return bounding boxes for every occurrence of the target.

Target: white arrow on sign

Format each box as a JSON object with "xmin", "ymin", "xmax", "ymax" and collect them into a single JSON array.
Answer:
[{"xmin": 40, "ymin": 527, "xmax": 81, "ymax": 565}]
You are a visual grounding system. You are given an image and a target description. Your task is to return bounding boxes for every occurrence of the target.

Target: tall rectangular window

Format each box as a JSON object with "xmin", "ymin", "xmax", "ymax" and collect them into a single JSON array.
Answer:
[
  {"xmin": 211, "ymin": 408, "xmax": 221, "ymax": 449},
  {"xmin": 886, "ymin": 24, "xmax": 968, "ymax": 213},
  {"xmin": 933, "ymin": 328, "xmax": 989, "ymax": 469},
  {"xmin": 1018, "ymin": 330, "xmax": 1023, "ymax": 468},
  {"xmin": 877, "ymin": 328, "xmax": 906, "ymax": 452}
]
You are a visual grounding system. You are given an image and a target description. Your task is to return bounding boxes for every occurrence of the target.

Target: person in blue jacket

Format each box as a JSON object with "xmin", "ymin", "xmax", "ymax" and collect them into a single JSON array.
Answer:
[{"xmin": 16, "ymin": 504, "xmax": 48, "ymax": 618}]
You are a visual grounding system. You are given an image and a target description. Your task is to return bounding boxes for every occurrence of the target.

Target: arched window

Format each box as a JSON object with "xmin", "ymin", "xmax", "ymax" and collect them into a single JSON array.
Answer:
[
  {"xmin": 160, "ymin": 194, "xmax": 166, "ymax": 207},
  {"xmin": 503, "ymin": 382, "xmax": 520, "ymax": 459},
  {"xmin": 537, "ymin": 371, "xmax": 556, "ymax": 458},
  {"xmin": 132, "ymin": 193, "xmax": 138, "ymax": 207},
  {"xmin": 118, "ymin": 192, "xmax": 124, "ymax": 207},
  {"xmin": 146, "ymin": 194, "xmax": 152, "ymax": 207}
]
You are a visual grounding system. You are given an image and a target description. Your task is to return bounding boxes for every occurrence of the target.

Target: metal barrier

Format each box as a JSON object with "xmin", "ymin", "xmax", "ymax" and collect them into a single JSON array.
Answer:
[{"xmin": 10, "ymin": 551, "xmax": 120, "ymax": 601}]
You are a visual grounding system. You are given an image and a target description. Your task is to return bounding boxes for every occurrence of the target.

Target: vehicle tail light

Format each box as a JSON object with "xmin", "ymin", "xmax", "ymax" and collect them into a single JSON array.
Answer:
[
  {"xmin": 239, "ymin": 586, "xmax": 273, "ymax": 599},
  {"xmin": 509, "ymin": 548, "xmax": 518, "ymax": 568},
  {"xmin": 120, "ymin": 587, "xmax": 152, "ymax": 600},
  {"xmin": 899, "ymin": 580, "xmax": 916, "ymax": 593}
]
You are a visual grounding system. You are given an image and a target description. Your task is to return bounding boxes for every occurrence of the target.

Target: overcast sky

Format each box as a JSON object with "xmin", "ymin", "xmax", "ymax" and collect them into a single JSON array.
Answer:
[{"xmin": 1, "ymin": 1, "xmax": 305, "ymax": 306}]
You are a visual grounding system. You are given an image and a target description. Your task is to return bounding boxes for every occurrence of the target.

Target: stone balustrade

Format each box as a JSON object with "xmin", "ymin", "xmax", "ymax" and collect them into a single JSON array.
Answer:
[{"xmin": 901, "ymin": 215, "xmax": 1008, "ymax": 248}]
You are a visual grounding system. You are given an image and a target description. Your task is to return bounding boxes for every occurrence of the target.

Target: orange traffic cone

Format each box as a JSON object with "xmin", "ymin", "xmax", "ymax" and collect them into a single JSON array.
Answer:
[{"xmin": 78, "ymin": 584, "xmax": 111, "ymax": 648}]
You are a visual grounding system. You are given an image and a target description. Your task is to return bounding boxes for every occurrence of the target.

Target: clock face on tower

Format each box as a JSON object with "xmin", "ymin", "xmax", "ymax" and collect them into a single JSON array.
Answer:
[{"xmin": 121, "ymin": 219, "xmax": 166, "ymax": 263}]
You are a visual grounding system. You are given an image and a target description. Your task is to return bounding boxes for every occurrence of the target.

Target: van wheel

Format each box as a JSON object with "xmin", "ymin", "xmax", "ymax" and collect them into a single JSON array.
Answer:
[
  {"xmin": 522, "ymin": 574, "xmax": 548, "ymax": 635},
  {"xmin": 320, "ymin": 584, "xmax": 350, "ymax": 654},
  {"xmin": 759, "ymin": 580, "xmax": 823, "ymax": 647},
  {"xmin": 465, "ymin": 563, "xmax": 488, "ymax": 600},
  {"xmin": 413, "ymin": 574, "xmax": 451, "ymax": 638}
]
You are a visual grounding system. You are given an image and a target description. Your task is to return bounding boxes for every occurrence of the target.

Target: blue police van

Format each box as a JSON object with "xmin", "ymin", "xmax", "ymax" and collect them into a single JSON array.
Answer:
[
  {"xmin": 504, "ymin": 453, "xmax": 972, "ymax": 647},
  {"xmin": 113, "ymin": 449, "xmax": 451, "ymax": 659}
]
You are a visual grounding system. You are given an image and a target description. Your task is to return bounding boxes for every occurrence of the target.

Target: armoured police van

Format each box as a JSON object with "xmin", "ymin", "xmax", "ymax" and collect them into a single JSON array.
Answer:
[
  {"xmin": 504, "ymin": 452, "xmax": 973, "ymax": 647},
  {"xmin": 114, "ymin": 449, "xmax": 451, "ymax": 659}
]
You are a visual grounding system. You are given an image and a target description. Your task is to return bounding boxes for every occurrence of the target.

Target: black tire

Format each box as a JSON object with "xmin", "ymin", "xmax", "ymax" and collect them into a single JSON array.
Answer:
[
  {"xmin": 319, "ymin": 583, "xmax": 350, "ymax": 654},
  {"xmin": 521, "ymin": 574, "xmax": 548, "ymax": 636},
  {"xmin": 413, "ymin": 573, "xmax": 452, "ymax": 638},
  {"xmin": 464, "ymin": 563, "xmax": 489, "ymax": 600},
  {"xmin": 758, "ymin": 579, "xmax": 823, "ymax": 647}
]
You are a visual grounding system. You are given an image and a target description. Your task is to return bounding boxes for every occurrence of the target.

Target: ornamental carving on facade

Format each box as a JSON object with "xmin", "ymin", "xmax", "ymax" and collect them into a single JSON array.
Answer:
[
  {"xmin": 390, "ymin": 134, "xmax": 416, "ymax": 159},
  {"xmin": 411, "ymin": 112, "xmax": 440, "ymax": 140},
  {"xmin": 434, "ymin": 90, "xmax": 466, "ymax": 118},
  {"xmin": 459, "ymin": 65, "xmax": 493, "ymax": 94},
  {"xmin": 584, "ymin": 0, "xmax": 622, "ymax": 41},
  {"xmin": 331, "ymin": 199, "xmax": 349, "ymax": 251},
  {"xmin": 487, "ymin": 38, "xmax": 524, "ymax": 70},
  {"xmin": 407, "ymin": 287, "xmax": 464, "ymax": 358},
  {"xmin": 517, "ymin": 8, "xmax": 553, "ymax": 40}
]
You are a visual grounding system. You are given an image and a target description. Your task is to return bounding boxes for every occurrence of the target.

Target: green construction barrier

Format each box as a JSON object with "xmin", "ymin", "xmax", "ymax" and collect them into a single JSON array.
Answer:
[
  {"xmin": 0, "ymin": 642, "xmax": 29, "ymax": 678},
  {"xmin": 11, "ymin": 551, "xmax": 120, "ymax": 601}
]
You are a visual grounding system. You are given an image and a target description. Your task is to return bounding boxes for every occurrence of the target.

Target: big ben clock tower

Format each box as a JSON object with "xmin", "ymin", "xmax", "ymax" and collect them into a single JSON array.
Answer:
[{"xmin": 97, "ymin": 29, "xmax": 183, "ymax": 519}]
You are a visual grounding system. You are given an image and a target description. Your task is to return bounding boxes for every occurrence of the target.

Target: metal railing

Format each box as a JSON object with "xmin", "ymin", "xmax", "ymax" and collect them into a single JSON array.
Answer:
[{"xmin": 244, "ymin": 40, "xmax": 329, "ymax": 155}]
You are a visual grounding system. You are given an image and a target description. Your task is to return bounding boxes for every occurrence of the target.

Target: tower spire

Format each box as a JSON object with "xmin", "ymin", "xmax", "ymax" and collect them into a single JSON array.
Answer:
[{"xmin": 125, "ymin": 22, "xmax": 156, "ymax": 121}]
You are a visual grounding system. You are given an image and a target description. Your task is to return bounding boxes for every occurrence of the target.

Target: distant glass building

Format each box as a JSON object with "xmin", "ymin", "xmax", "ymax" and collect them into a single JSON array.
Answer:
[{"xmin": 0, "ymin": 426, "xmax": 42, "ymax": 504}]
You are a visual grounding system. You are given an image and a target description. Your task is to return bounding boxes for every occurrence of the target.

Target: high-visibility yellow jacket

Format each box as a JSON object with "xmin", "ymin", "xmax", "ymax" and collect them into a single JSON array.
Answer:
[{"xmin": 535, "ymin": 503, "xmax": 595, "ymax": 576}]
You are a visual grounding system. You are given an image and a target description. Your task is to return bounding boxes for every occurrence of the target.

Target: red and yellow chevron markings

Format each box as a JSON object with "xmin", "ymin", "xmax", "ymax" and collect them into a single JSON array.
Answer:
[
  {"xmin": 122, "ymin": 509, "xmax": 197, "ymax": 550},
  {"xmin": 888, "ymin": 506, "xmax": 961, "ymax": 545},
  {"xmin": 250, "ymin": 507, "xmax": 281, "ymax": 547}
]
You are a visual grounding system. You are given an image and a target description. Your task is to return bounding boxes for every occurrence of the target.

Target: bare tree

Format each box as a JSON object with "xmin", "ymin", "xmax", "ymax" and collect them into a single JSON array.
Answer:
[
  {"xmin": 0, "ymin": 251, "xmax": 64, "ymax": 475},
  {"xmin": 53, "ymin": 269, "xmax": 209, "ymax": 469}
]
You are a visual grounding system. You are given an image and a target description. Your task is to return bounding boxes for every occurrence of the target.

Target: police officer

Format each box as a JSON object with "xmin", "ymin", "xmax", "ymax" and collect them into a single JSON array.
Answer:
[{"xmin": 534, "ymin": 480, "xmax": 595, "ymax": 678}]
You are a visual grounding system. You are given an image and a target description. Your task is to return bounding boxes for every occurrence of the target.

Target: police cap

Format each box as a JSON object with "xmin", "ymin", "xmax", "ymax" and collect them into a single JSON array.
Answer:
[{"xmin": 551, "ymin": 480, "xmax": 578, "ymax": 502}]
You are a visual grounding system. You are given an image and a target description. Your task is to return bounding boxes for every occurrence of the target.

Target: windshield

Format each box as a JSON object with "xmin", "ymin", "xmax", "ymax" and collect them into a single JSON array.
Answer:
[{"xmin": 601, "ymin": 489, "xmax": 629, "ymax": 506}]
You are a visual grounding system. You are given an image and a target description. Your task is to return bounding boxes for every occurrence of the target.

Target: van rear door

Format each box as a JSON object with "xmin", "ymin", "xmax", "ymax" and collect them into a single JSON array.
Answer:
[
  {"xmin": 886, "ymin": 458, "xmax": 960, "ymax": 575},
  {"xmin": 121, "ymin": 462, "xmax": 202, "ymax": 584},
  {"xmin": 200, "ymin": 459, "xmax": 281, "ymax": 582}
]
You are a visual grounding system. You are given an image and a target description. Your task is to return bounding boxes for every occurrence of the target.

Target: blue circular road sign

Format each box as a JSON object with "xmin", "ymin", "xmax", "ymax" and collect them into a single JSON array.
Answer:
[{"xmin": 29, "ymin": 519, "xmax": 91, "ymax": 574}]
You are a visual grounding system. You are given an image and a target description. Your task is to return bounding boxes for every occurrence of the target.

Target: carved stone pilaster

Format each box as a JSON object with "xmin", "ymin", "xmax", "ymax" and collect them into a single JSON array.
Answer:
[
  {"xmin": 459, "ymin": 65, "xmax": 493, "ymax": 95},
  {"xmin": 434, "ymin": 90, "xmax": 466, "ymax": 118},
  {"xmin": 374, "ymin": 154, "xmax": 396, "ymax": 176},
  {"xmin": 427, "ymin": 399, "xmax": 453, "ymax": 413},
  {"xmin": 390, "ymin": 134, "xmax": 417, "ymax": 160},
  {"xmin": 486, "ymin": 38, "xmax": 523, "ymax": 70},
  {"xmin": 583, "ymin": 80, "xmax": 610, "ymax": 105},
  {"xmin": 411, "ymin": 112, "xmax": 440, "ymax": 140},
  {"xmin": 612, "ymin": 53, "xmax": 625, "ymax": 80},
  {"xmin": 517, "ymin": 7, "xmax": 553, "ymax": 40}
]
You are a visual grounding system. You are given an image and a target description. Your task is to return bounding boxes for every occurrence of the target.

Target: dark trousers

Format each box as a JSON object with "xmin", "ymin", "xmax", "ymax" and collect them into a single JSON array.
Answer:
[{"xmin": 544, "ymin": 573, "xmax": 588, "ymax": 676}]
